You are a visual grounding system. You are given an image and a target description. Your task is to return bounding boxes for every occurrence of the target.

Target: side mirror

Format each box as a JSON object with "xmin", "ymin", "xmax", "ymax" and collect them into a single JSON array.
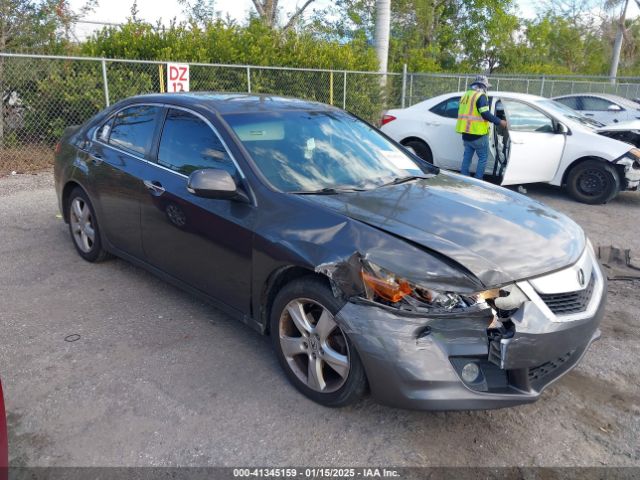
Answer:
[
  {"xmin": 187, "ymin": 168, "xmax": 248, "ymax": 202},
  {"xmin": 608, "ymin": 104, "xmax": 623, "ymax": 112},
  {"xmin": 557, "ymin": 123, "xmax": 570, "ymax": 135}
]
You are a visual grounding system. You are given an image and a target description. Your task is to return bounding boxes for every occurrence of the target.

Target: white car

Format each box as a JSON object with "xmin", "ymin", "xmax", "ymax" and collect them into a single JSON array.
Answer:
[
  {"xmin": 381, "ymin": 91, "xmax": 640, "ymax": 204},
  {"xmin": 553, "ymin": 93, "xmax": 640, "ymax": 125}
]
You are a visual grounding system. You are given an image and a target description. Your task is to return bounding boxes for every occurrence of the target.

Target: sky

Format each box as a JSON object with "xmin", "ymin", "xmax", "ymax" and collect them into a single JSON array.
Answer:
[{"xmin": 69, "ymin": 0, "xmax": 640, "ymax": 39}]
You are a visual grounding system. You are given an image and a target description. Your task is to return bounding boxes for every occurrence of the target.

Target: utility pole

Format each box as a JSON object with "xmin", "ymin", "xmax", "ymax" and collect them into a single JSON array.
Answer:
[{"xmin": 609, "ymin": 0, "xmax": 631, "ymax": 83}]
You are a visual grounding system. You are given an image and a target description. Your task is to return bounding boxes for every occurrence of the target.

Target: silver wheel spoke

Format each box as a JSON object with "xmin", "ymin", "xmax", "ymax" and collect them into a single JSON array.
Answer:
[
  {"xmin": 307, "ymin": 356, "xmax": 326, "ymax": 391},
  {"xmin": 72, "ymin": 199, "xmax": 83, "ymax": 220},
  {"xmin": 280, "ymin": 336, "xmax": 306, "ymax": 357},
  {"xmin": 315, "ymin": 309, "xmax": 337, "ymax": 342},
  {"xmin": 80, "ymin": 231, "xmax": 91, "ymax": 251},
  {"xmin": 84, "ymin": 224, "xmax": 95, "ymax": 242},
  {"xmin": 287, "ymin": 300, "xmax": 313, "ymax": 336},
  {"xmin": 80, "ymin": 204, "xmax": 90, "ymax": 222},
  {"xmin": 322, "ymin": 346, "xmax": 349, "ymax": 379}
]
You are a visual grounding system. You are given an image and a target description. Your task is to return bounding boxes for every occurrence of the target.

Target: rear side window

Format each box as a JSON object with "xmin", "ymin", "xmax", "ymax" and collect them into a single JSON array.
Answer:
[
  {"xmin": 555, "ymin": 97, "xmax": 580, "ymax": 110},
  {"xmin": 108, "ymin": 105, "xmax": 160, "ymax": 156},
  {"xmin": 157, "ymin": 109, "xmax": 235, "ymax": 177},
  {"xmin": 430, "ymin": 97, "xmax": 461, "ymax": 118},
  {"xmin": 581, "ymin": 96, "xmax": 618, "ymax": 111}
]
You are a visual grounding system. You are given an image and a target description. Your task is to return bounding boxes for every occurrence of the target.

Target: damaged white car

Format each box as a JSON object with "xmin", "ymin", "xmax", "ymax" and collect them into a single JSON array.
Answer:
[{"xmin": 381, "ymin": 91, "xmax": 640, "ymax": 204}]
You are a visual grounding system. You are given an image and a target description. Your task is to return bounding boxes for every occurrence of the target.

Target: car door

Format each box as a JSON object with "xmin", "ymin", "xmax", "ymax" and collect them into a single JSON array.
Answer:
[
  {"xmin": 579, "ymin": 96, "xmax": 625, "ymax": 124},
  {"xmin": 426, "ymin": 96, "xmax": 465, "ymax": 169},
  {"xmin": 140, "ymin": 107, "xmax": 254, "ymax": 314},
  {"xmin": 88, "ymin": 104, "xmax": 163, "ymax": 258},
  {"xmin": 499, "ymin": 99, "xmax": 566, "ymax": 186}
]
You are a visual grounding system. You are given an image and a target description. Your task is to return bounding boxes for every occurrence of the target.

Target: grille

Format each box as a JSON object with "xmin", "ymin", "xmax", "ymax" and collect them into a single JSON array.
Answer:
[
  {"xmin": 528, "ymin": 351, "xmax": 574, "ymax": 383},
  {"xmin": 538, "ymin": 273, "xmax": 595, "ymax": 315}
]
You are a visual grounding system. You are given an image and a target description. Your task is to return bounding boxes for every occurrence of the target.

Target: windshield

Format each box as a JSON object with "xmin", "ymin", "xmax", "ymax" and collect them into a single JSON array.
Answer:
[
  {"xmin": 223, "ymin": 110, "xmax": 428, "ymax": 193},
  {"xmin": 538, "ymin": 100, "xmax": 606, "ymax": 128}
]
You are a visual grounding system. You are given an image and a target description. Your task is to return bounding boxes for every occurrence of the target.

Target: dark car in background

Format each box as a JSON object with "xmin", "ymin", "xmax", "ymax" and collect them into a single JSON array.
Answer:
[{"xmin": 54, "ymin": 93, "xmax": 605, "ymax": 410}]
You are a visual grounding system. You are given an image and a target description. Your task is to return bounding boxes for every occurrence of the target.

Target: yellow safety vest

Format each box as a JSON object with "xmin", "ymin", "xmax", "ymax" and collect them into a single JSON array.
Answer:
[{"xmin": 456, "ymin": 89, "xmax": 490, "ymax": 135}]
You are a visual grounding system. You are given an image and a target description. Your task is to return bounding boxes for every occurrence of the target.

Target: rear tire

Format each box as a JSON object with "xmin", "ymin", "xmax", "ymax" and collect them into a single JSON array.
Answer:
[
  {"xmin": 270, "ymin": 276, "xmax": 367, "ymax": 407},
  {"xmin": 566, "ymin": 160, "xmax": 620, "ymax": 204},
  {"xmin": 66, "ymin": 187, "xmax": 110, "ymax": 262},
  {"xmin": 402, "ymin": 139, "xmax": 433, "ymax": 164}
]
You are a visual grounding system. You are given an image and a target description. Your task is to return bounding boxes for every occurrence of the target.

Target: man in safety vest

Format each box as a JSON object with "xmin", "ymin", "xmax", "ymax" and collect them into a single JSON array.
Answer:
[{"xmin": 456, "ymin": 75, "xmax": 507, "ymax": 180}]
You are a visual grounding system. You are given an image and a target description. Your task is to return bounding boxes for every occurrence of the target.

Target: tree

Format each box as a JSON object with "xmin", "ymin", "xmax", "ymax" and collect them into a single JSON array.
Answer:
[
  {"xmin": 0, "ymin": 0, "xmax": 94, "ymax": 145},
  {"xmin": 250, "ymin": 0, "xmax": 319, "ymax": 30},
  {"xmin": 374, "ymin": 0, "xmax": 391, "ymax": 73}
]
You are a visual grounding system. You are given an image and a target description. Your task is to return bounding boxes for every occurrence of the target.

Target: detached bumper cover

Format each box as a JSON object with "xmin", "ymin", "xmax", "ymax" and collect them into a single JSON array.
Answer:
[{"xmin": 335, "ymin": 249, "xmax": 606, "ymax": 411}]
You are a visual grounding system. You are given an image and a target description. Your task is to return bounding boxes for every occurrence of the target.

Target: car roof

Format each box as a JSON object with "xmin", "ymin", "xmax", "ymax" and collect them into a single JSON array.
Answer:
[
  {"xmin": 412, "ymin": 91, "xmax": 549, "ymax": 108},
  {"xmin": 553, "ymin": 92, "xmax": 638, "ymax": 108},
  {"xmin": 118, "ymin": 92, "xmax": 336, "ymax": 115}
]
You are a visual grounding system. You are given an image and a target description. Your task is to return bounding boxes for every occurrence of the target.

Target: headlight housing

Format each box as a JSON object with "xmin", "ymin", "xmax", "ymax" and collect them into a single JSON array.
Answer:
[
  {"xmin": 622, "ymin": 149, "xmax": 640, "ymax": 170},
  {"xmin": 360, "ymin": 261, "xmax": 527, "ymax": 313}
]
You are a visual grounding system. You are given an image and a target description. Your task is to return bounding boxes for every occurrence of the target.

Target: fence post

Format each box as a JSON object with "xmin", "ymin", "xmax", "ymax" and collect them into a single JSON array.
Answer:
[
  {"xmin": 409, "ymin": 74, "xmax": 413, "ymax": 106},
  {"xmin": 526, "ymin": 79, "xmax": 530, "ymax": 94},
  {"xmin": 540, "ymin": 75, "xmax": 545, "ymax": 96},
  {"xmin": 457, "ymin": 76, "xmax": 461, "ymax": 91},
  {"xmin": 401, "ymin": 64, "xmax": 407, "ymax": 108},
  {"xmin": 343, "ymin": 71, "xmax": 347, "ymax": 110},
  {"xmin": 246, "ymin": 67, "xmax": 251, "ymax": 93},
  {"xmin": 329, "ymin": 71, "xmax": 334, "ymax": 106},
  {"xmin": 496, "ymin": 78, "xmax": 500, "ymax": 91},
  {"xmin": 101, "ymin": 59, "xmax": 110, "ymax": 107}
]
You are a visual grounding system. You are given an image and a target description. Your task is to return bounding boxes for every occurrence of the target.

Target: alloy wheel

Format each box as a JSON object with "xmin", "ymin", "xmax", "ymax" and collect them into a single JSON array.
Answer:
[
  {"xmin": 69, "ymin": 197, "xmax": 95, "ymax": 253},
  {"xmin": 279, "ymin": 298, "xmax": 350, "ymax": 393}
]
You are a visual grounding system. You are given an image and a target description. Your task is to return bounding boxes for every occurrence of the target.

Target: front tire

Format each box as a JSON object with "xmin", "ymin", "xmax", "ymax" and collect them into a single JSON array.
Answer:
[
  {"xmin": 66, "ymin": 187, "xmax": 110, "ymax": 262},
  {"xmin": 566, "ymin": 160, "xmax": 620, "ymax": 204},
  {"xmin": 270, "ymin": 276, "xmax": 367, "ymax": 407}
]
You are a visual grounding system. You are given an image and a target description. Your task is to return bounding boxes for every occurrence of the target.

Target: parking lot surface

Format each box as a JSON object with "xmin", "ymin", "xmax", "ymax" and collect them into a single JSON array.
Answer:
[{"xmin": 1, "ymin": 172, "xmax": 639, "ymax": 467}]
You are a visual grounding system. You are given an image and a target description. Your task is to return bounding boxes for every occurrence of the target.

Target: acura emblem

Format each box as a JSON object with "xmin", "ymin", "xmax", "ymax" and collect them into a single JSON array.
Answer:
[{"xmin": 577, "ymin": 268, "xmax": 586, "ymax": 287}]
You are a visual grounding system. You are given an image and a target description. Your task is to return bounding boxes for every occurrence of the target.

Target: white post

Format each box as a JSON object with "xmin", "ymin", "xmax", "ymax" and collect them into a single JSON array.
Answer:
[
  {"xmin": 101, "ymin": 59, "xmax": 110, "ymax": 106},
  {"xmin": 247, "ymin": 67, "xmax": 251, "ymax": 93},
  {"xmin": 401, "ymin": 64, "xmax": 407, "ymax": 108},
  {"xmin": 343, "ymin": 71, "xmax": 347, "ymax": 110}
]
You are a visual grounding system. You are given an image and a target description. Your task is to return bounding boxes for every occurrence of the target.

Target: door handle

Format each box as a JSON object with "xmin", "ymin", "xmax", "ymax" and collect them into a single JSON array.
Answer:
[
  {"xmin": 89, "ymin": 152, "xmax": 103, "ymax": 164},
  {"xmin": 584, "ymin": 113, "xmax": 594, "ymax": 117},
  {"xmin": 143, "ymin": 180, "xmax": 166, "ymax": 196}
]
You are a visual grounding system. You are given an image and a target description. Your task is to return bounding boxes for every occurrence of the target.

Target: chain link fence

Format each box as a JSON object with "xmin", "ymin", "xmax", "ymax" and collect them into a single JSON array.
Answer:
[{"xmin": 2, "ymin": 51, "xmax": 640, "ymax": 174}]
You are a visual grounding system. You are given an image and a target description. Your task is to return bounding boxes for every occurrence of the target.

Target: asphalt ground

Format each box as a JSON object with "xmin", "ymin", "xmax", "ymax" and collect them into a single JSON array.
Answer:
[{"xmin": 0, "ymin": 172, "xmax": 639, "ymax": 467}]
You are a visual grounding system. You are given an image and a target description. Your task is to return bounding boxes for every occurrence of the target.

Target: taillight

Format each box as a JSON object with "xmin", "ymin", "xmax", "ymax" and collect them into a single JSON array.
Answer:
[
  {"xmin": 381, "ymin": 114, "xmax": 396, "ymax": 126},
  {"xmin": 54, "ymin": 142, "xmax": 61, "ymax": 155}
]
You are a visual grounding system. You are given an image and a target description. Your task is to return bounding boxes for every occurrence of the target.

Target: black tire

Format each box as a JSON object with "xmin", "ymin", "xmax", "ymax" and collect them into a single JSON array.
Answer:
[
  {"xmin": 66, "ymin": 187, "xmax": 111, "ymax": 262},
  {"xmin": 270, "ymin": 276, "xmax": 367, "ymax": 407},
  {"xmin": 566, "ymin": 160, "xmax": 620, "ymax": 204},
  {"xmin": 402, "ymin": 139, "xmax": 433, "ymax": 164}
]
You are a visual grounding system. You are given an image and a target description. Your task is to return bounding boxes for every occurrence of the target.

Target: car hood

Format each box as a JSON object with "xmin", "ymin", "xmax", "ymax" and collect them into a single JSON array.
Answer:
[
  {"xmin": 305, "ymin": 173, "xmax": 585, "ymax": 287},
  {"xmin": 596, "ymin": 119, "xmax": 640, "ymax": 132}
]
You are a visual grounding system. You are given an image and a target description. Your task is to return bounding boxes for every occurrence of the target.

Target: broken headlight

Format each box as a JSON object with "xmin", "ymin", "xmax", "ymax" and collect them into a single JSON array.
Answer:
[{"xmin": 360, "ymin": 261, "xmax": 527, "ymax": 313}]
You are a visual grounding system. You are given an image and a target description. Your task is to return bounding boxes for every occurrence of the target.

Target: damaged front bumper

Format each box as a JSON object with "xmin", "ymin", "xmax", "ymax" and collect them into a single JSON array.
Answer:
[{"xmin": 335, "ymin": 247, "xmax": 606, "ymax": 410}]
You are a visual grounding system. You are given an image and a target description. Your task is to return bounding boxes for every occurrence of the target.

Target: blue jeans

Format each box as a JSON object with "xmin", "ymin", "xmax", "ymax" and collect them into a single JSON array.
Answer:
[{"xmin": 461, "ymin": 135, "xmax": 489, "ymax": 180}]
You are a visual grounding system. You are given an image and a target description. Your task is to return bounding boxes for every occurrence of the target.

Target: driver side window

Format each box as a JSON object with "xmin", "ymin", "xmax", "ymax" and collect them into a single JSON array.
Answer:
[
  {"xmin": 502, "ymin": 100, "xmax": 555, "ymax": 133},
  {"xmin": 157, "ymin": 108, "xmax": 236, "ymax": 177}
]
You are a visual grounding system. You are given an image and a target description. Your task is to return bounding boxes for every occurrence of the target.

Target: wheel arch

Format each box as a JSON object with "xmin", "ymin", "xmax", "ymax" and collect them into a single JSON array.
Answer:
[
  {"xmin": 61, "ymin": 180, "xmax": 84, "ymax": 224},
  {"xmin": 400, "ymin": 136, "xmax": 430, "ymax": 149},
  {"xmin": 260, "ymin": 266, "xmax": 332, "ymax": 335},
  {"xmin": 562, "ymin": 156, "xmax": 620, "ymax": 185}
]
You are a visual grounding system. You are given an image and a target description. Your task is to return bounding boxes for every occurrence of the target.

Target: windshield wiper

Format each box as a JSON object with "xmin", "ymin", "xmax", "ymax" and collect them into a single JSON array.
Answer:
[
  {"xmin": 290, "ymin": 186, "xmax": 367, "ymax": 195},
  {"xmin": 377, "ymin": 175, "xmax": 431, "ymax": 188}
]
